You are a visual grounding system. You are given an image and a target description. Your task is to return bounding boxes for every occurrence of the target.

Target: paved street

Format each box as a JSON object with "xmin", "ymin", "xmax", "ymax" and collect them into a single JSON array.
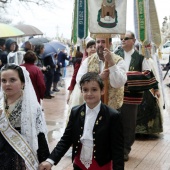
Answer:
[{"xmin": 42, "ymin": 66, "xmax": 170, "ymax": 170}]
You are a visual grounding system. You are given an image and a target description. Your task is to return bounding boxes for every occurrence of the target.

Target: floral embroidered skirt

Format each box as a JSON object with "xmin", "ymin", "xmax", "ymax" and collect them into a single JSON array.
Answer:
[{"xmin": 136, "ymin": 90, "xmax": 163, "ymax": 134}]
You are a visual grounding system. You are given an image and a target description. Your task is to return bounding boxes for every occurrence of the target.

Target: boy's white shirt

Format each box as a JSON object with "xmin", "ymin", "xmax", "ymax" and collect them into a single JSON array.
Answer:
[{"xmin": 80, "ymin": 101, "xmax": 101, "ymax": 169}]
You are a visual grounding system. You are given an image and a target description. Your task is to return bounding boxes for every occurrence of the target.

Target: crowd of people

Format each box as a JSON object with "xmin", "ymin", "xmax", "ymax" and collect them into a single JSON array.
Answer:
[
  {"xmin": 0, "ymin": 38, "xmax": 69, "ymax": 100},
  {"xmin": 0, "ymin": 30, "xmax": 165, "ymax": 170}
]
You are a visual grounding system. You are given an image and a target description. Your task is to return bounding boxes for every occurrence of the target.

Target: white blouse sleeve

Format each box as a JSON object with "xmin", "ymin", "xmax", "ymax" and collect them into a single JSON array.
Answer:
[{"xmin": 108, "ymin": 57, "xmax": 127, "ymax": 88}]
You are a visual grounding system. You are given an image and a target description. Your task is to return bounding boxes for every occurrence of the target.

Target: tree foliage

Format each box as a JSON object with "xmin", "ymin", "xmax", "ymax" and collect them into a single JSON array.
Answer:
[
  {"xmin": 0, "ymin": 0, "xmax": 49, "ymax": 5},
  {"xmin": 0, "ymin": 0, "xmax": 55, "ymax": 23},
  {"xmin": 0, "ymin": 0, "xmax": 53, "ymax": 8},
  {"xmin": 0, "ymin": 16, "xmax": 12, "ymax": 23}
]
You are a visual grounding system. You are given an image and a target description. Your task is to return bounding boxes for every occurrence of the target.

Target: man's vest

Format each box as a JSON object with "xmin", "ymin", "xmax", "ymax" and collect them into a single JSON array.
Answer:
[
  {"xmin": 87, "ymin": 53, "xmax": 124, "ymax": 109},
  {"xmin": 115, "ymin": 48, "xmax": 158, "ymax": 105}
]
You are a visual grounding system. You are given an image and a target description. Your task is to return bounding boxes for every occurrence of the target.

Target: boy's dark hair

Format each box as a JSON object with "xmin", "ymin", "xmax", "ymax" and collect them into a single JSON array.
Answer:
[{"xmin": 80, "ymin": 72, "xmax": 104, "ymax": 90}]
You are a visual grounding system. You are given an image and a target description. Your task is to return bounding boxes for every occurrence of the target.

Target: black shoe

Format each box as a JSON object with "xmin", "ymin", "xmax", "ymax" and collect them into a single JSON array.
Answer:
[
  {"xmin": 44, "ymin": 96, "xmax": 52, "ymax": 99},
  {"xmin": 166, "ymin": 84, "xmax": 170, "ymax": 87},
  {"xmin": 53, "ymin": 89, "xmax": 60, "ymax": 92},
  {"xmin": 124, "ymin": 154, "xmax": 129, "ymax": 161},
  {"xmin": 49, "ymin": 95, "xmax": 55, "ymax": 98}
]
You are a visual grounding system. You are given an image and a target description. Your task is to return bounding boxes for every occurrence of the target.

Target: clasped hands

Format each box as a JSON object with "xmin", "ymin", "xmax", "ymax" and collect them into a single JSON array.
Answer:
[{"xmin": 38, "ymin": 161, "xmax": 52, "ymax": 170}]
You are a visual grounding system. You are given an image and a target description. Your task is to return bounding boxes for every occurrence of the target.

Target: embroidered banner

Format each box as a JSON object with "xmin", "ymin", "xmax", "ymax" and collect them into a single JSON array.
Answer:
[
  {"xmin": 71, "ymin": 0, "xmax": 88, "ymax": 44},
  {"xmin": 88, "ymin": 0, "xmax": 127, "ymax": 34},
  {"xmin": 71, "ymin": 0, "xmax": 78, "ymax": 44},
  {"xmin": 77, "ymin": 0, "xmax": 88, "ymax": 39},
  {"xmin": 136, "ymin": 0, "xmax": 146, "ymax": 43},
  {"xmin": 149, "ymin": 0, "xmax": 161, "ymax": 47}
]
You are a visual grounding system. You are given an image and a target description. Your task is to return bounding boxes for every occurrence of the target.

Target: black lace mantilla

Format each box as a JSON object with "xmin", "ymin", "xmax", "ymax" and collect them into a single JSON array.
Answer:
[{"xmin": 8, "ymin": 100, "xmax": 22, "ymax": 128}]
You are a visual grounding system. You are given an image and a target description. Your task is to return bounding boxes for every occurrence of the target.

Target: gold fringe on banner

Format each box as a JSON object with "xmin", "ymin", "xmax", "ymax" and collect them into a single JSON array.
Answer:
[
  {"xmin": 158, "ymin": 48, "xmax": 162, "ymax": 59},
  {"xmin": 142, "ymin": 45, "xmax": 145, "ymax": 56}
]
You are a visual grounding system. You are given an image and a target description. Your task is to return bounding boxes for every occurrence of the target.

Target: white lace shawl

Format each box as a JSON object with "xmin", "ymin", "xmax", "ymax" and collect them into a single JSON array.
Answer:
[{"xmin": 21, "ymin": 66, "xmax": 48, "ymax": 154}]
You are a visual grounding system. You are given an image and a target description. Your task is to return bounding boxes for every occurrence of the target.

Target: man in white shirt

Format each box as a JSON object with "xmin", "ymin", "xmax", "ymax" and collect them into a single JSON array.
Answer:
[
  {"xmin": 76, "ymin": 37, "xmax": 127, "ymax": 110},
  {"xmin": 115, "ymin": 31, "xmax": 159, "ymax": 161}
]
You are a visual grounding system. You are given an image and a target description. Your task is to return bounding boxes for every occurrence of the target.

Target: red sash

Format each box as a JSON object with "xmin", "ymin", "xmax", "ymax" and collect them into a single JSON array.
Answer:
[{"xmin": 74, "ymin": 147, "xmax": 112, "ymax": 170}]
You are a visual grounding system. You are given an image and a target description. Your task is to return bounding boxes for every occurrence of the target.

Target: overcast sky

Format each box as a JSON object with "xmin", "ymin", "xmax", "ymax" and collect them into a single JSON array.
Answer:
[{"xmin": 6, "ymin": 0, "xmax": 170, "ymax": 39}]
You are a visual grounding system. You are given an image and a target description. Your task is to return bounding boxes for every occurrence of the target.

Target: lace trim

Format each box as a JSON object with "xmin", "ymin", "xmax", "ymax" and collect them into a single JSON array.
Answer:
[{"xmin": 80, "ymin": 141, "xmax": 93, "ymax": 169}]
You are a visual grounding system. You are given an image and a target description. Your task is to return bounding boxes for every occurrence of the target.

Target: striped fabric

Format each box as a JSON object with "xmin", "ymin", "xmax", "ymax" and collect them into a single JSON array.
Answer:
[
  {"xmin": 123, "ymin": 71, "xmax": 158, "ymax": 105},
  {"xmin": 124, "ymin": 85, "xmax": 143, "ymax": 105},
  {"xmin": 127, "ymin": 71, "xmax": 158, "ymax": 92}
]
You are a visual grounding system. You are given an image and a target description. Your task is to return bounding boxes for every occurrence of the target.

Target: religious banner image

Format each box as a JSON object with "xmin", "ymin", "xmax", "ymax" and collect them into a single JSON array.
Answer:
[{"xmin": 88, "ymin": 0, "xmax": 127, "ymax": 34}]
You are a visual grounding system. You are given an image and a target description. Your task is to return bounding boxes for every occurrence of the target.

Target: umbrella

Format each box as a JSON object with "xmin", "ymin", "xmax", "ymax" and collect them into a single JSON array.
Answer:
[
  {"xmin": 29, "ymin": 37, "xmax": 50, "ymax": 45},
  {"xmin": 43, "ymin": 41, "xmax": 66, "ymax": 57},
  {"xmin": 0, "ymin": 23, "xmax": 25, "ymax": 38},
  {"xmin": 15, "ymin": 24, "xmax": 43, "ymax": 36}
]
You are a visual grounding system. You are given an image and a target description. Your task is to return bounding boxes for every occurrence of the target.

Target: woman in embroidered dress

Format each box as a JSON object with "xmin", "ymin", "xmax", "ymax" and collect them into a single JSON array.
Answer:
[
  {"xmin": 134, "ymin": 44, "xmax": 163, "ymax": 135},
  {"xmin": 0, "ymin": 64, "xmax": 49, "ymax": 170},
  {"xmin": 66, "ymin": 40, "xmax": 96, "ymax": 124}
]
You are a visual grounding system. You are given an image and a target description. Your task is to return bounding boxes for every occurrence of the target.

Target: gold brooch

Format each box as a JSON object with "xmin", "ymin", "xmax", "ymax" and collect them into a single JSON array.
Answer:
[{"xmin": 81, "ymin": 111, "xmax": 85, "ymax": 117}]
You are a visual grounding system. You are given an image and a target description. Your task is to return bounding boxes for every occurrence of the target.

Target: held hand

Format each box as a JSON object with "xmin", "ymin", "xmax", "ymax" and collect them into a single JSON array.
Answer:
[
  {"xmin": 99, "ymin": 69, "xmax": 109, "ymax": 80},
  {"xmin": 38, "ymin": 161, "xmax": 52, "ymax": 170},
  {"xmin": 103, "ymin": 48, "xmax": 115, "ymax": 67}
]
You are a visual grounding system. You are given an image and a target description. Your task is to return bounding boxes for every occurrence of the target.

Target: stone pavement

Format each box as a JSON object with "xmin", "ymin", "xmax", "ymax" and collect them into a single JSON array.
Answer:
[{"xmin": 42, "ymin": 66, "xmax": 170, "ymax": 170}]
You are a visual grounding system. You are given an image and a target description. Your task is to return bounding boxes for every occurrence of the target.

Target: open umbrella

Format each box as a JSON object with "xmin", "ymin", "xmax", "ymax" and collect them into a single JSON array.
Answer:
[
  {"xmin": 43, "ymin": 41, "xmax": 66, "ymax": 57},
  {"xmin": 29, "ymin": 37, "xmax": 50, "ymax": 45},
  {"xmin": 0, "ymin": 23, "xmax": 25, "ymax": 38},
  {"xmin": 15, "ymin": 24, "xmax": 43, "ymax": 36}
]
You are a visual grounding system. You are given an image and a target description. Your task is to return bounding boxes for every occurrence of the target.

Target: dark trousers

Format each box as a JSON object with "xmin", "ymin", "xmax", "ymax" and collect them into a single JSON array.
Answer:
[
  {"xmin": 44, "ymin": 72, "xmax": 54, "ymax": 96},
  {"xmin": 120, "ymin": 103, "xmax": 138, "ymax": 154}
]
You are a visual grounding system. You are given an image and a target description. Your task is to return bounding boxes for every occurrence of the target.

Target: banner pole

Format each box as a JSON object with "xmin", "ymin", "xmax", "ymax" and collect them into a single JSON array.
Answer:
[{"xmin": 103, "ymin": 37, "xmax": 110, "ymax": 105}]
